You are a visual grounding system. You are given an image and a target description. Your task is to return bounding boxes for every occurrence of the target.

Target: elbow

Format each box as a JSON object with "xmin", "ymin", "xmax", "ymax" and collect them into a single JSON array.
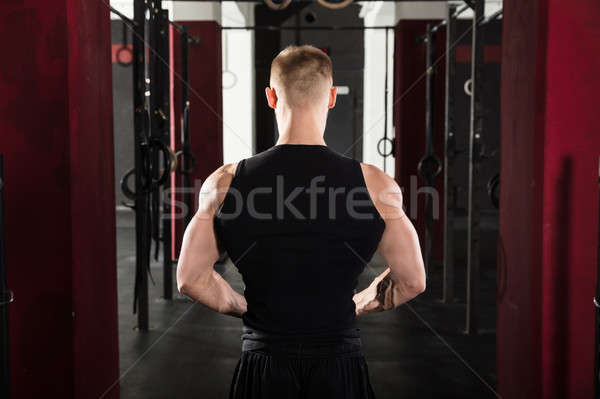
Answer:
[
  {"xmin": 176, "ymin": 269, "xmax": 194, "ymax": 296},
  {"xmin": 177, "ymin": 270, "xmax": 210, "ymax": 298},
  {"xmin": 405, "ymin": 276, "xmax": 426, "ymax": 297},
  {"xmin": 408, "ymin": 262, "xmax": 427, "ymax": 296},
  {"xmin": 177, "ymin": 281, "xmax": 188, "ymax": 295},
  {"xmin": 413, "ymin": 278, "xmax": 426, "ymax": 295},
  {"xmin": 177, "ymin": 277, "xmax": 190, "ymax": 296}
]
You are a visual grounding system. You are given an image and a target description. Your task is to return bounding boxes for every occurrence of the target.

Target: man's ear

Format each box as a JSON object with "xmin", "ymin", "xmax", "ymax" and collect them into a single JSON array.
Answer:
[
  {"xmin": 328, "ymin": 86, "xmax": 338, "ymax": 109},
  {"xmin": 265, "ymin": 87, "xmax": 277, "ymax": 109}
]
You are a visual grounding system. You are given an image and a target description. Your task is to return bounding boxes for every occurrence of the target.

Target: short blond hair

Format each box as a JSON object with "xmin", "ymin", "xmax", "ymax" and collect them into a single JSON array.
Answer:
[{"xmin": 269, "ymin": 45, "xmax": 333, "ymax": 107}]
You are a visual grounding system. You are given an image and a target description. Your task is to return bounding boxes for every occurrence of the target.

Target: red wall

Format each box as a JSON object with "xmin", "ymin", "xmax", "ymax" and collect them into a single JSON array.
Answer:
[
  {"xmin": 170, "ymin": 21, "xmax": 223, "ymax": 257},
  {"xmin": 0, "ymin": 2, "xmax": 119, "ymax": 398},
  {"xmin": 498, "ymin": 0, "xmax": 600, "ymax": 397},
  {"xmin": 393, "ymin": 20, "xmax": 446, "ymax": 264}
]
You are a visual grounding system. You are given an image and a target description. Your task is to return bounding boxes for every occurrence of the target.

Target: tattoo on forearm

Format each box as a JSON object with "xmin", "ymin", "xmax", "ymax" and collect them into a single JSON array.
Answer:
[
  {"xmin": 374, "ymin": 274, "xmax": 396, "ymax": 311},
  {"xmin": 354, "ymin": 269, "xmax": 402, "ymax": 316}
]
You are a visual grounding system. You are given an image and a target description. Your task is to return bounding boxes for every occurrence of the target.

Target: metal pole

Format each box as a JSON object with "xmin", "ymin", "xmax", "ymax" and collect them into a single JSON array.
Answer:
[
  {"xmin": 158, "ymin": 9, "xmax": 173, "ymax": 300},
  {"xmin": 133, "ymin": 0, "xmax": 149, "ymax": 331},
  {"xmin": 423, "ymin": 25, "xmax": 436, "ymax": 274},
  {"xmin": 383, "ymin": 28, "xmax": 389, "ymax": 173},
  {"xmin": 181, "ymin": 28, "xmax": 193, "ymax": 229},
  {"xmin": 109, "ymin": 4, "xmax": 137, "ymax": 27},
  {"xmin": 466, "ymin": 0, "xmax": 484, "ymax": 335},
  {"xmin": 0, "ymin": 156, "xmax": 10, "ymax": 398},
  {"xmin": 149, "ymin": 2, "xmax": 162, "ymax": 265},
  {"xmin": 443, "ymin": 4, "xmax": 457, "ymax": 303}
]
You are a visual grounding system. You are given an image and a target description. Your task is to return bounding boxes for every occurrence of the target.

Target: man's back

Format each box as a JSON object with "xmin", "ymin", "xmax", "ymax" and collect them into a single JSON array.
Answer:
[
  {"xmin": 215, "ymin": 144, "xmax": 385, "ymax": 338},
  {"xmin": 176, "ymin": 45, "xmax": 424, "ymax": 399}
]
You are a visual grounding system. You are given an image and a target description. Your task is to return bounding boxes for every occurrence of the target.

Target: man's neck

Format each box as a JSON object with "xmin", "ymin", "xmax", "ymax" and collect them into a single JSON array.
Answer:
[
  {"xmin": 276, "ymin": 135, "xmax": 326, "ymax": 146},
  {"xmin": 275, "ymin": 109, "xmax": 327, "ymax": 146}
]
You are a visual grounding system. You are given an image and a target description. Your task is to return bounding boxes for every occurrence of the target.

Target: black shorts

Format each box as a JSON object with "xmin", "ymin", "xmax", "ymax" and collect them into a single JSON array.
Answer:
[{"xmin": 229, "ymin": 340, "xmax": 376, "ymax": 399}]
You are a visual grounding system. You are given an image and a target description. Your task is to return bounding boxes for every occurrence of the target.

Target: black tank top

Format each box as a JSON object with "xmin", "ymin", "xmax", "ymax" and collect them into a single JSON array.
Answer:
[{"xmin": 214, "ymin": 144, "xmax": 385, "ymax": 341}]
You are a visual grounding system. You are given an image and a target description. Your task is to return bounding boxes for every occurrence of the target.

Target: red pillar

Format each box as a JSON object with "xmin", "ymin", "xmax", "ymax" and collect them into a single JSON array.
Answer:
[
  {"xmin": 170, "ymin": 21, "xmax": 223, "ymax": 257},
  {"xmin": 498, "ymin": 1, "xmax": 600, "ymax": 397},
  {"xmin": 0, "ymin": 2, "xmax": 119, "ymax": 398},
  {"xmin": 393, "ymin": 20, "xmax": 446, "ymax": 263}
]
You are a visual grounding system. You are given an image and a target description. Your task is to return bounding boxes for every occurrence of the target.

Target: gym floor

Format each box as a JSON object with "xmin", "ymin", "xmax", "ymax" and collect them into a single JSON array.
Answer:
[{"xmin": 116, "ymin": 210, "xmax": 498, "ymax": 399}]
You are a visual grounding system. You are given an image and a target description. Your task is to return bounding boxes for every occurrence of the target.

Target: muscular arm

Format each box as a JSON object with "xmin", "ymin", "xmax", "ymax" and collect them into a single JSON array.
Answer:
[
  {"xmin": 176, "ymin": 163, "xmax": 247, "ymax": 318},
  {"xmin": 353, "ymin": 163, "xmax": 426, "ymax": 316}
]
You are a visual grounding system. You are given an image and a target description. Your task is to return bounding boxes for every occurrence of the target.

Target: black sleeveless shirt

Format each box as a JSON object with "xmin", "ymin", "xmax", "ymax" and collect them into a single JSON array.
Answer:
[{"xmin": 214, "ymin": 144, "xmax": 385, "ymax": 341}]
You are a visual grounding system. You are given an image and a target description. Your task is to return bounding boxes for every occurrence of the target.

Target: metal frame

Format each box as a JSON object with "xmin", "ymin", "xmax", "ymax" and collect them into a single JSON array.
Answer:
[
  {"xmin": 462, "ymin": 0, "xmax": 476, "ymax": 9},
  {"xmin": 179, "ymin": 27, "xmax": 195, "ymax": 230},
  {"xmin": 116, "ymin": 0, "xmax": 195, "ymax": 329},
  {"xmin": 383, "ymin": 28, "xmax": 389, "ymax": 172},
  {"xmin": 132, "ymin": 0, "xmax": 150, "ymax": 331},
  {"xmin": 465, "ymin": 0, "xmax": 484, "ymax": 335},
  {"xmin": 153, "ymin": 8, "xmax": 174, "ymax": 301},
  {"xmin": 114, "ymin": 0, "xmax": 500, "ymax": 333},
  {"xmin": 109, "ymin": 4, "xmax": 137, "ymax": 27},
  {"xmin": 442, "ymin": 3, "xmax": 457, "ymax": 303},
  {"xmin": 479, "ymin": 9, "xmax": 503, "ymax": 26},
  {"xmin": 375, "ymin": 27, "xmax": 394, "ymax": 172},
  {"xmin": 423, "ymin": 24, "xmax": 437, "ymax": 274},
  {"xmin": 416, "ymin": 23, "xmax": 443, "ymax": 275},
  {"xmin": 417, "ymin": 2, "xmax": 471, "ymax": 280}
]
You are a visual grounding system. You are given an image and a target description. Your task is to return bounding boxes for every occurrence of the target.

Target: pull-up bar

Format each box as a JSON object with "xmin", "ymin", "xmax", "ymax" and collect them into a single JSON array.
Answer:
[
  {"xmin": 110, "ymin": 4, "xmax": 202, "ymax": 43},
  {"xmin": 479, "ymin": 9, "xmax": 503, "ymax": 26},
  {"xmin": 424, "ymin": 3, "xmax": 499, "ymax": 38},
  {"xmin": 109, "ymin": 5, "xmax": 137, "ymax": 27},
  {"xmin": 167, "ymin": 20, "xmax": 202, "ymax": 43}
]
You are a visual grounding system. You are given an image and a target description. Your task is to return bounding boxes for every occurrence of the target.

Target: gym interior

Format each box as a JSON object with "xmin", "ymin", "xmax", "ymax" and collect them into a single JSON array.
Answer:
[{"xmin": 0, "ymin": 0, "xmax": 599, "ymax": 398}]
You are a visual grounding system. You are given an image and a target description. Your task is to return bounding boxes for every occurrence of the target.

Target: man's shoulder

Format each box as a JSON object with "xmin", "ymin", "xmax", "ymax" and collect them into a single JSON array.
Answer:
[
  {"xmin": 360, "ymin": 162, "xmax": 396, "ymax": 189},
  {"xmin": 207, "ymin": 162, "xmax": 238, "ymax": 185},
  {"xmin": 198, "ymin": 162, "xmax": 238, "ymax": 215},
  {"xmin": 359, "ymin": 162, "xmax": 403, "ymax": 215}
]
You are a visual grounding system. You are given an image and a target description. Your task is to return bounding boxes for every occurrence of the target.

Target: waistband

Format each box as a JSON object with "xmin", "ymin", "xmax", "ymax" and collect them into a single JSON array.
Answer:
[
  {"xmin": 242, "ymin": 340, "xmax": 363, "ymax": 358},
  {"xmin": 242, "ymin": 324, "xmax": 361, "ymax": 342},
  {"xmin": 241, "ymin": 325, "xmax": 362, "ymax": 356}
]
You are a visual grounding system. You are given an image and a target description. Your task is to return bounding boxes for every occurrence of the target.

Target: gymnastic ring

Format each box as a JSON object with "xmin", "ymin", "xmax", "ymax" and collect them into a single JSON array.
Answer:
[
  {"xmin": 222, "ymin": 70, "xmax": 238, "ymax": 89},
  {"xmin": 120, "ymin": 141, "xmax": 172, "ymax": 199},
  {"xmin": 464, "ymin": 79, "xmax": 473, "ymax": 96},
  {"xmin": 150, "ymin": 139, "xmax": 174, "ymax": 187},
  {"xmin": 181, "ymin": 105, "xmax": 190, "ymax": 135},
  {"xmin": 487, "ymin": 172, "xmax": 500, "ymax": 209},
  {"xmin": 417, "ymin": 154, "xmax": 443, "ymax": 179},
  {"xmin": 167, "ymin": 146, "xmax": 178, "ymax": 173},
  {"xmin": 317, "ymin": 0, "xmax": 353, "ymax": 10},
  {"xmin": 377, "ymin": 137, "xmax": 394, "ymax": 158},
  {"xmin": 175, "ymin": 150, "xmax": 198, "ymax": 175},
  {"xmin": 120, "ymin": 167, "xmax": 137, "ymax": 200},
  {"xmin": 264, "ymin": 0, "xmax": 292, "ymax": 11},
  {"xmin": 0, "ymin": 290, "xmax": 14, "ymax": 307},
  {"xmin": 116, "ymin": 46, "xmax": 133, "ymax": 67}
]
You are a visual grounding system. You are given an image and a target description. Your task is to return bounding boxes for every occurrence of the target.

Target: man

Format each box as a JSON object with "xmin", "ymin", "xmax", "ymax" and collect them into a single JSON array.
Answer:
[{"xmin": 177, "ymin": 45, "xmax": 426, "ymax": 398}]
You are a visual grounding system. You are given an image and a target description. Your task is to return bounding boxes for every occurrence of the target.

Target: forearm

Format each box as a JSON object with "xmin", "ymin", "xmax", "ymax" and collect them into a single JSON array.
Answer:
[
  {"xmin": 180, "ymin": 270, "xmax": 247, "ymax": 318},
  {"xmin": 353, "ymin": 268, "xmax": 423, "ymax": 316}
]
